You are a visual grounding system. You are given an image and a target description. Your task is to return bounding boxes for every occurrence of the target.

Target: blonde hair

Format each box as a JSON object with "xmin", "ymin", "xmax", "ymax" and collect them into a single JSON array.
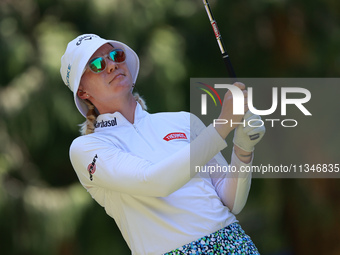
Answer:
[{"xmin": 79, "ymin": 93, "xmax": 147, "ymax": 135}]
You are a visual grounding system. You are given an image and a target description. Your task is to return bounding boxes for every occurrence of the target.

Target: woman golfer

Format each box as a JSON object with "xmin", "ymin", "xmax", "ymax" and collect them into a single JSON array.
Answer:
[{"xmin": 60, "ymin": 34, "xmax": 265, "ymax": 255}]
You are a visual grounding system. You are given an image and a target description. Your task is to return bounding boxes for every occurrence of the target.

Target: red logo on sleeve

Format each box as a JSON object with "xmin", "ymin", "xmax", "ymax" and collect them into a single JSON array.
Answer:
[
  {"xmin": 163, "ymin": 132, "xmax": 187, "ymax": 141},
  {"xmin": 87, "ymin": 154, "xmax": 98, "ymax": 181}
]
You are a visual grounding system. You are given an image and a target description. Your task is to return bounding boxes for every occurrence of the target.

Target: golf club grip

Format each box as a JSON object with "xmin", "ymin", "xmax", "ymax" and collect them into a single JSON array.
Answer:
[{"xmin": 222, "ymin": 53, "xmax": 236, "ymax": 78}]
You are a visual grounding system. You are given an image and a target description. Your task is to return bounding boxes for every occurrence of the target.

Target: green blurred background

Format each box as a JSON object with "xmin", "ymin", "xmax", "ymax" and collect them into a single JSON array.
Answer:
[{"xmin": 0, "ymin": 0, "xmax": 339, "ymax": 254}]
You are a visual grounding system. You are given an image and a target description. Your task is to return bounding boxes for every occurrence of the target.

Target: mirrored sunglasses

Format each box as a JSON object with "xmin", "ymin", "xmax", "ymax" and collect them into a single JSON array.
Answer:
[{"xmin": 87, "ymin": 49, "xmax": 126, "ymax": 73}]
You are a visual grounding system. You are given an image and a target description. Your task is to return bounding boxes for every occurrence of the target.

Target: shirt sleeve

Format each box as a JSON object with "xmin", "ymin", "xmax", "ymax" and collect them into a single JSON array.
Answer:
[
  {"xmin": 209, "ymin": 150, "xmax": 252, "ymax": 215},
  {"xmin": 70, "ymin": 122, "xmax": 227, "ymax": 197},
  {"xmin": 190, "ymin": 114, "xmax": 252, "ymax": 215}
]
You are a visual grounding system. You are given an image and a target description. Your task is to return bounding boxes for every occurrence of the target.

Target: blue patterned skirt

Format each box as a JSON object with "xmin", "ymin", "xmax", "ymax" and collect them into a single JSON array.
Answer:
[{"xmin": 163, "ymin": 222, "xmax": 260, "ymax": 255}]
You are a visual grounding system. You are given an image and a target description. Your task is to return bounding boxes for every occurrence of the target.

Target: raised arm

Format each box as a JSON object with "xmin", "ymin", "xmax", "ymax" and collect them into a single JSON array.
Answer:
[{"xmin": 70, "ymin": 123, "xmax": 227, "ymax": 197}]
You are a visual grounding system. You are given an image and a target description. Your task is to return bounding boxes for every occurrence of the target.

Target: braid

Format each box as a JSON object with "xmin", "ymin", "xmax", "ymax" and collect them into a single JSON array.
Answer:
[
  {"xmin": 134, "ymin": 92, "xmax": 147, "ymax": 111},
  {"xmin": 79, "ymin": 100, "xmax": 98, "ymax": 135}
]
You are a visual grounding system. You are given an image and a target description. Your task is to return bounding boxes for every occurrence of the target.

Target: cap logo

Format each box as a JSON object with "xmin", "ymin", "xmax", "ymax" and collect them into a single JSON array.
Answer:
[
  {"xmin": 65, "ymin": 64, "xmax": 72, "ymax": 89},
  {"xmin": 76, "ymin": 35, "xmax": 98, "ymax": 46}
]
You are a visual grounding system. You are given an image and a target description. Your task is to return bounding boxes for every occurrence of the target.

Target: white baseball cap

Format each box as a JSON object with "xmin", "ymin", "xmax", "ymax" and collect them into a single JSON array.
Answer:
[{"xmin": 60, "ymin": 34, "xmax": 140, "ymax": 117}]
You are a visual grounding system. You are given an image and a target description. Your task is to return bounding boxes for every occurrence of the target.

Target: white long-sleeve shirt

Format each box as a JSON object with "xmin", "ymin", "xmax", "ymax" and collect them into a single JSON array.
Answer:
[{"xmin": 70, "ymin": 103, "xmax": 252, "ymax": 255}]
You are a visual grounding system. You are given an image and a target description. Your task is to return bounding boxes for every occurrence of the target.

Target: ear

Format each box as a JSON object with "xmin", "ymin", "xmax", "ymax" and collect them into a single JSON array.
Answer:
[{"xmin": 77, "ymin": 89, "xmax": 88, "ymax": 99}]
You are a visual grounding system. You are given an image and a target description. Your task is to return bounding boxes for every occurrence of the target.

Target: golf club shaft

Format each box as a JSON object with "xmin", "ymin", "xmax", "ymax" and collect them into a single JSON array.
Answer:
[
  {"xmin": 202, "ymin": 0, "xmax": 236, "ymax": 78},
  {"xmin": 203, "ymin": 0, "xmax": 261, "ymax": 141}
]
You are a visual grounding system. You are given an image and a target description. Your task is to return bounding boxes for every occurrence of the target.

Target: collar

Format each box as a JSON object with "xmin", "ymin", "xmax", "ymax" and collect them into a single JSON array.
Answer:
[{"xmin": 94, "ymin": 102, "xmax": 147, "ymax": 131}]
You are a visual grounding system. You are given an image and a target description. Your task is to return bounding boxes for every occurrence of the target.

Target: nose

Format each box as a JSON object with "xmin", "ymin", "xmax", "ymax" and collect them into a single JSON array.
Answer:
[{"xmin": 106, "ymin": 57, "xmax": 118, "ymax": 73}]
